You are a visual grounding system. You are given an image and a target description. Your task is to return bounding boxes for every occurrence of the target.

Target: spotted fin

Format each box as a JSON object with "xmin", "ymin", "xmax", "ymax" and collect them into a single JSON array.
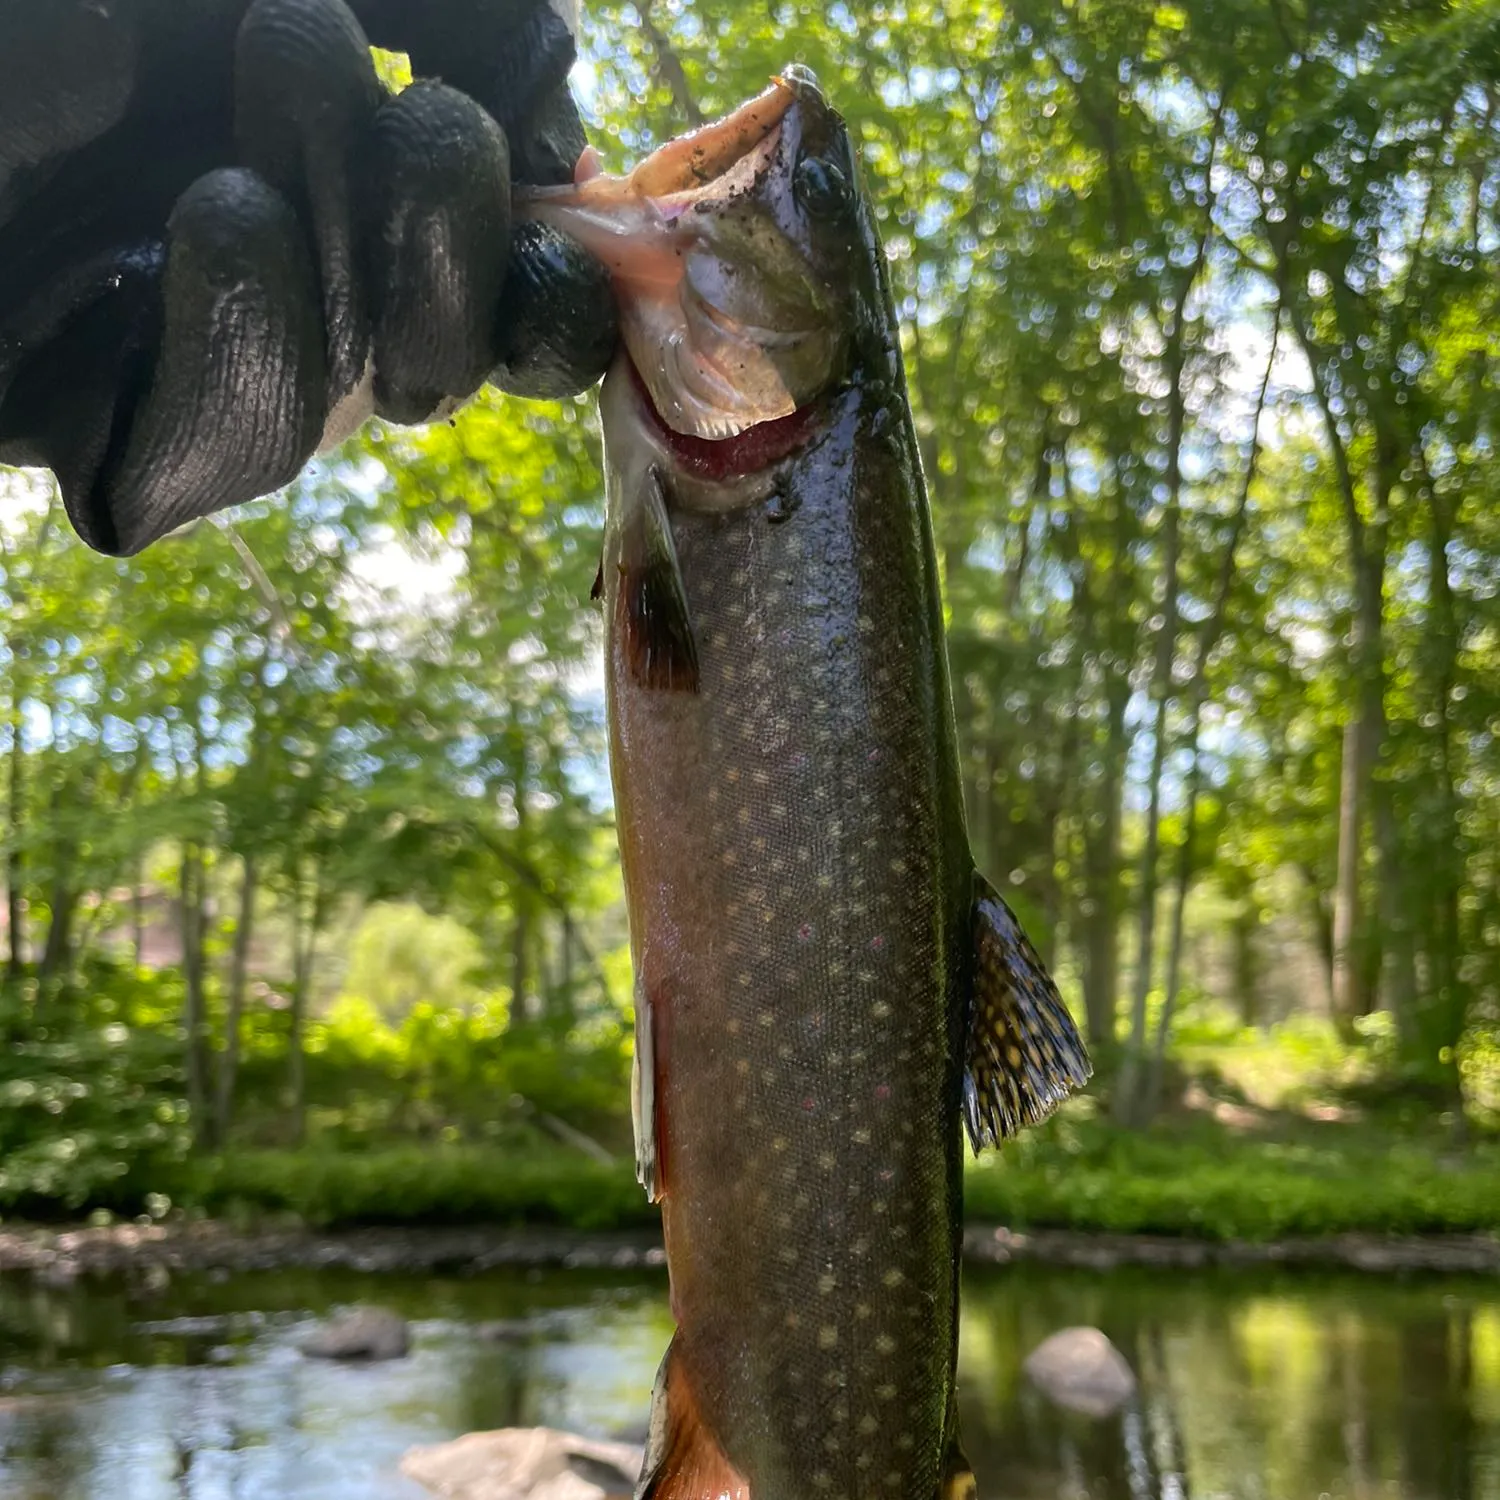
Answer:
[
  {"xmin": 637, "ymin": 1336, "xmax": 749, "ymax": 1500},
  {"xmin": 618, "ymin": 467, "xmax": 699, "ymax": 693},
  {"xmin": 964, "ymin": 873, "xmax": 1092, "ymax": 1150},
  {"xmin": 631, "ymin": 979, "xmax": 663, "ymax": 1201}
]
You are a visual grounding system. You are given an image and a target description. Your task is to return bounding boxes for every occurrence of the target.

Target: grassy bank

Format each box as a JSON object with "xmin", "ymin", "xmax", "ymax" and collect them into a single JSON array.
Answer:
[
  {"xmin": 964, "ymin": 1117, "xmax": 1500, "ymax": 1240},
  {"xmin": 113, "ymin": 1115, "xmax": 1499, "ymax": 1242}
]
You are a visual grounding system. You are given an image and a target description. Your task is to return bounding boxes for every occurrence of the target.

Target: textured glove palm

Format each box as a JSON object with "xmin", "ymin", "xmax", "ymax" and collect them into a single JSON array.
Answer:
[{"xmin": 0, "ymin": 0, "xmax": 618, "ymax": 555}]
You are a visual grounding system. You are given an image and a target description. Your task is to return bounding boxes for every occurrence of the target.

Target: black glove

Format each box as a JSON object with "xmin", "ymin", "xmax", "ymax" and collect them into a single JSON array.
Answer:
[{"xmin": 0, "ymin": 0, "xmax": 618, "ymax": 556}]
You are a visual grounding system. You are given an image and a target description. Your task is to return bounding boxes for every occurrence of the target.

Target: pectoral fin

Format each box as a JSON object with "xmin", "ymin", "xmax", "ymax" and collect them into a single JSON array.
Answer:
[
  {"xmin": 637, "ymin": 1336, "xmax": 749, "ymax": 1500},
  {"xmin": 618, "ymin": 467, "xmax": 699, "ymax": 693},
  {"xmin": 964, "ymin": 873, "xmax": 1092, "ymax": 1150}
]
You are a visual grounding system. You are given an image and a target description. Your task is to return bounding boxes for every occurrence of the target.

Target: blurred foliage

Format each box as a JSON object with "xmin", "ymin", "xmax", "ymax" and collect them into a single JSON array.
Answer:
[
  {"xmin": 0, "ymin": 0, "xmax": 1498, "ymax": 1228},
  {"xmin": 179, "ymin": 1145, "xmax": 653, "ymax": 1231},
  {"xmin": 967, "ymin": 1107, "xmax": 1500, "ymax": 1240}
]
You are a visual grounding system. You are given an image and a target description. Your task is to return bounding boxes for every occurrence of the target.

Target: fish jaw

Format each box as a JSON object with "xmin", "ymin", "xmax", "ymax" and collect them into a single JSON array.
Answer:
[{"xmin": 518, "ymin": 77, "xmax": 852, "ymax": 440}]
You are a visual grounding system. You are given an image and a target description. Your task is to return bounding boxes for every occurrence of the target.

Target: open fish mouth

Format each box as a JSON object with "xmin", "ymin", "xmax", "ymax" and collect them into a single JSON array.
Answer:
[{"xmin": 518, "ymin": 74, "xmax": 845, "ymax": 443}]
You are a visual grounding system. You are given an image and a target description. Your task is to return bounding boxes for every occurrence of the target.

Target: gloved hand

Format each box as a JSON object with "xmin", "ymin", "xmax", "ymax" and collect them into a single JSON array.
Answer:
[{"xmin": 0, "ymin": 0, "xmax": 618, "ymax": 556}]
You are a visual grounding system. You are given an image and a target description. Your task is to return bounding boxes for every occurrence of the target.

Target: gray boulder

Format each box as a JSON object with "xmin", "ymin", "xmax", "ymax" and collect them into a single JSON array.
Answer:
[
  {"xmin": 1022, "ymin": 1326, "xmax": 1137, "ymax": 1418},
  {"xmin": 401, "ymin": 1428, "xmax": 642, "ymax": 1500},
  {"xmin": 301, "ymin": 1306, "xmax": 410, "ymax": 1361}
]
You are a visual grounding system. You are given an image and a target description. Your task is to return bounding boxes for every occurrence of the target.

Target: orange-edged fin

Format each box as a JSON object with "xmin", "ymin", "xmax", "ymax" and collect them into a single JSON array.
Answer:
[
  {"xmin": 638, "ymin": 1337, "xmax": 749, "ymax": 1500},
  {"xmin": 618, "ymin": 468, "xmax": 700, "ymax": 693},
  {"xmin": 941, "ymin": 1431, "xmax": 978, "ymax": 1500},
  {"xmin": 964, "ymin": 873, "xmax": 1092, "ymax": 1150},
  {"xmin": 631, "ymin": 979, "xmax": 665, "ymax": 1202}
]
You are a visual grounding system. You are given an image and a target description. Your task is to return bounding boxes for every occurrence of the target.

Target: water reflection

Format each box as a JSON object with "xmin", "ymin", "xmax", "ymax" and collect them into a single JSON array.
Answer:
[
  {"xmin": 0, "ymin": 1262, "xmax": 1495, "ymax": 1498},
  {"xmin": 959, "ymin": 1267, "xmax": 1500, "ymax": 1500}
]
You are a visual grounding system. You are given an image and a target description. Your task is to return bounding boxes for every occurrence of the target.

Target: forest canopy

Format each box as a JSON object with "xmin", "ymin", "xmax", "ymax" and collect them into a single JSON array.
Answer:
[{"xmin": 0, "ymin": 0, "xmax": 1497, "ymax": 1212}]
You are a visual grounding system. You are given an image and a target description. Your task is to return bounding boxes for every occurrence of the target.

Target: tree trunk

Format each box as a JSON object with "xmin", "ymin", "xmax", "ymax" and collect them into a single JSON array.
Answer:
[
  {"xmin": 1142, "ymin": 307, "xmax": 1276, "ymax": 1118},
  {"xmin": 1330, "ymin": 715, "xmax": 1365, "ymax": 1030},
  {"xmin": 1409, "ymin": 449, "xmax": 1467, "ymax": 1105},
  {"xmin": 287, "ymin": 861, "xmax": 322, "ymax": 1146},
  {"xmin": 38, "ymin": 880, "xmax": 78, "ymax": 984},
  {"xmin": 7, "ymin": 709, "xmax": 24, "ymax": 978},
  {"xmin": 1116, "ymin": 499, "xmax": 1181, "ymax": 1125},
  {"xmin": 1080, "ymin": 679, "xmax": 1127, "ymax": 1053},
  {"xmin": 214, "ymin": 853, "xmax": 257, "ymax": 1148},
  {"xmin": 179, "ymin": 842, "xmax": 210, "ymax": 1141},
  {"xmin": 132, "ymin": 859, "xmax": 145, "ymax": 967},
  {"xmin": 1149, "ymin": 729, "xmax": 1200, "ymax": 1115}
]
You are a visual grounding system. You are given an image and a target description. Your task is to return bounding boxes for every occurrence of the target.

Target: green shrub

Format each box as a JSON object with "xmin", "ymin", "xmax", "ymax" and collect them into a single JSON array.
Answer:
[
  {"xmin": 178, "ymin": 1146, "xmax": 654, "ymax": 1230},
  {"xmin": 0, "ymin": 964, "xmax": 192, "ymax": 1214},
  {"xmin": 964, "ymin": 1115, "xmax": 1500, "ymax": 1240}
]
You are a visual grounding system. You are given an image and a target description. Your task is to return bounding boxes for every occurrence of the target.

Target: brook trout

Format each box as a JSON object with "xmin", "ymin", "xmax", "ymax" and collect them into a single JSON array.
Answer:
[{"xmin": 528, "ymin": 67, "xmax": 1090, "ymax": 1500}]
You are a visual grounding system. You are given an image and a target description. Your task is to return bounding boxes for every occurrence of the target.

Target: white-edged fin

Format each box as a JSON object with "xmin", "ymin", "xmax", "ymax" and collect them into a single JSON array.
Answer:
[
  {"xmin": 631, "ymin": 979, "xmax": 661, "ymax": 1201},
  {"xmin": 964, "ymin": 873, "xmax": 1092, "ymax": 1150}
]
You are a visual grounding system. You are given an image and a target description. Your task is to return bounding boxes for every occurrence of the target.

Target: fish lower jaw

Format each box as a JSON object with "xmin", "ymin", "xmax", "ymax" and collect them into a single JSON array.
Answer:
[{"xmin": 601, "ymin": 353, "xmax": 811, "ymax": 511}]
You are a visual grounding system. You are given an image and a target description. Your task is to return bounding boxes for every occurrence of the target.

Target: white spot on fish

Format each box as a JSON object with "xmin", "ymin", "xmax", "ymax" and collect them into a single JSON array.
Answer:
[{"xmin": 818, "ymin": 1326, "xmax": 838, "ymax": 1349}]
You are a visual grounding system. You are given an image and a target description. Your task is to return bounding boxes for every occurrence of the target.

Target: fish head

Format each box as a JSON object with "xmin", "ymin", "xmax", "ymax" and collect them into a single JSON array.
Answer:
[{"xmin": 523, "ymin": 67, "xmax": 882, "ymax": 443}]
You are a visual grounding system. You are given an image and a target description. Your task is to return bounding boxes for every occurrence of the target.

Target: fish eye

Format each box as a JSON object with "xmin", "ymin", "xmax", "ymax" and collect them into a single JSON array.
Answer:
[{"xmin": 793, "ymin": 155, "xmax": 853, "ymax": 219}]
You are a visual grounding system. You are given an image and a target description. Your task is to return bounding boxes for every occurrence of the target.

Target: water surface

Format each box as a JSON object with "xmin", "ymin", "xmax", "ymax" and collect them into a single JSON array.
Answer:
[{"xmin": 0, "ymin": 1259, "xmax": 1495, "ymax": 1499}]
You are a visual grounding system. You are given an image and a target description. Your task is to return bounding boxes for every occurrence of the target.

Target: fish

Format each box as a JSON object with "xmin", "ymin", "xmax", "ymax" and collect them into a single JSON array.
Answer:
[{"xmin": 524, "ymin": 66, "xmax": 1091, "ymax": 1500}]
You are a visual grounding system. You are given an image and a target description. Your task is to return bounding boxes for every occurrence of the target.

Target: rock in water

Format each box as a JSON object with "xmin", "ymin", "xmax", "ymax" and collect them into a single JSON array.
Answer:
[
  {"xmin": 401, "ymin": 1429, "xmax": 642, "ymax": 1500},
  {"xmin": 301, "ymin": 1307, "xmax": 410, "ymax": 1361},
  {"xmin": 1022, "ymin": 1326, "xmax": 1136, "ymax": 1418}
]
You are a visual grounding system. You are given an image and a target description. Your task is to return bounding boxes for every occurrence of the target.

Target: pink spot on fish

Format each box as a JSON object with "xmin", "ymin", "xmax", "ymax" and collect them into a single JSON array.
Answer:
[
  {"xmin": 871, "ymin": 935, "xmax": 886, "ymax": 952},
  {"xmin": 868, "ymin": 748, "xmax": 881, "ymax": 762},
  {"xmin": 802, "ymin": 1097, "xmax": 817, "ymax": 1113},
  {"xmin": 875, "ymin": 1084, "xmax": 891, "ymax": 1101},
  {"xmin": 798, "ymin": 923, "xmax": 813, "ymax": 941},
  {"xmin": 879, "ymin": 1168, "xmax": 895, "ymax": 1183}
]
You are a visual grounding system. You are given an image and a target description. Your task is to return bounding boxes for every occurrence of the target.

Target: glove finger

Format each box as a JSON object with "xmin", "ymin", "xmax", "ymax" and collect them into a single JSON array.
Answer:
[
  {"xmin": 235, "ymin": 0, "xmax": 384, "ymax": 439},
  {"xmin": 0, "ymin": 0, "xmax": 140, "ymax": 180},
  {"xmin": 80, "ymin": 168, "xmax": 325, "ymax": 555},
  {"xmin": 363, "ymin": 82, "xmax": 512, "ymax": 425},
  {"xmin": 491, "ymin": 220, "xmax": 617, "ymax": 401},
  {"xmin": 346, "ymin": 0, "xmax": 584, "ymax": 186},
  {"xmin": 0, "ymin": 244, "xmax": 166, "ymax": 549}
]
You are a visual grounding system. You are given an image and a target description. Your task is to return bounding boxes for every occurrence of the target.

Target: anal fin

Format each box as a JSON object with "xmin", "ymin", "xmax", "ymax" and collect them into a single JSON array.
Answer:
[
  {"xmin": 637, "ymin": 1336, "xmax": 748, "ymax": 1500},
  {"xmin": 964, "ymin": 873, "xmax": 1092, "ymax": 1150},
  {"xmin": 618, "ymin": 467, "xmax": 699, "ymax": 693},
  {"xmin": 941, "ymin": 1428, "xmax": 978, "ymax": 1500}
]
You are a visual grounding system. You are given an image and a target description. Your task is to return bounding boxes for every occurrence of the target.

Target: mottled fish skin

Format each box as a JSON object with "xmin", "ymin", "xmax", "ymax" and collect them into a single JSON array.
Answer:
[
  {"xmin": 606, "ymin": 370, "xmax": 969, "ymax": 1500},
  {"xmin": 595, "ymin": 67, "xmax": 1089, "ymax": 1500}
]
